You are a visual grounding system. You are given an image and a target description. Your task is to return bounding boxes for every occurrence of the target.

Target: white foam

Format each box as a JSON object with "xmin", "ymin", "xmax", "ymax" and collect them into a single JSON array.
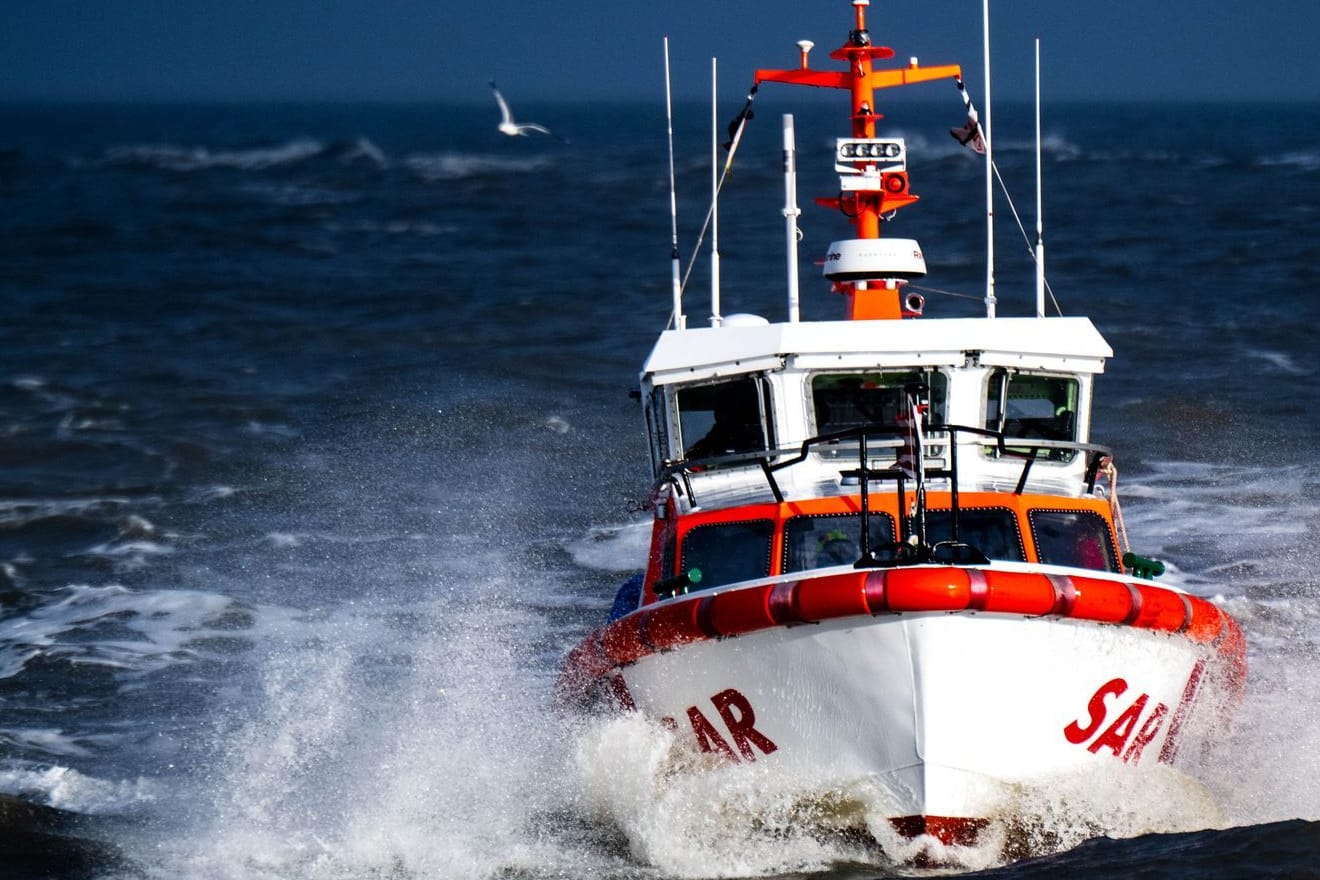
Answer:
[
  {"xmin": 574, "ymin": 713, "xmax": 876, "ymax": 877},
  {"xmin": 0, "ymin": 584, "xmax": 255, "ymax": 679},
  {"xmin": 1244, "ymin": 348, "xmax": 1311, "ymax": 375},
  {"xmin": 0, "ymin": 763, "xmax": 162, "ymax": 815},
  {"xmin": 402, "ymin": 152, "xmax": 552, "ymax": 182},
  {"xmin": 1116, "ymin": 458, "xmax": 1320, "ymax": 831},
  {"xmin": 100, "ymin": 138, "xmax": 326, "ymax": 172},
  {"xmin": 337, "ymin": 137, "xmax": 388, "ymax": 168},
  {"xmin": 128, "ymin": 585, "xmax": 602, "ymax": 880},
  {"xmin": 264, "ymin": 532, "xmax": 305, "ymax": 549},
  {"xmin": 563, "ymin": 521, "xmax": 650, "ymax": 573},
  {"xmin": 1259, "ymin": 149, "xmax": 1320, "ymax": 172},
  {"xmin": 0, "ymin": 495, "xmax": 134, "ymax": 525}
]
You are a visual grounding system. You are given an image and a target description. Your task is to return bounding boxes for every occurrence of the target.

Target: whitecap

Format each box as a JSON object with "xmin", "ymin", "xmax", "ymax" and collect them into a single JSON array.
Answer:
[
  {"xmin": 100, "ymin": 138, "xmax": 326, "ymax": 172},
  {"xmin": 1244, "ymin": 348, "xmax": 1310, "ymax": 375},
  {"xmin": 338, "ymin": 136, "xmax": 388, "ymax": 168},
  {"xmin": 0, "ymin": 584, "xmax": 258, "ymax": 679},
  {"xmin": 0, "ymin": 763, "xmax": 163, "ymax": 815},
  {"xmin": 1259, "ymin": 150, "xmax": 1320, "ymax": 172},
  {"xmin": 0, "ymin": 495, "xmax": 135, "ymax": 527},
  {"xmin": 0, "ymin": 727, "xmax": 94, "ymax": 758},
  {"xmin": 402, "ymin": 152, "xmax": 552, "ymax": 182}
]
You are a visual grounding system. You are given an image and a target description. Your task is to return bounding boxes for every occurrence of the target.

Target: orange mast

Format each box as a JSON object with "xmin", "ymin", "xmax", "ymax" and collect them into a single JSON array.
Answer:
[{"xmin": 753, "ymin": 0, "xmax": 961, "ymax": 320}]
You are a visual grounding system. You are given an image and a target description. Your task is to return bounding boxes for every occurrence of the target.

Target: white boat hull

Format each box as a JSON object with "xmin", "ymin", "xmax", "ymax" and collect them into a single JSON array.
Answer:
[{"xmin": 608, "ymin": 609, "xmax": 1231, "ymax": 838}]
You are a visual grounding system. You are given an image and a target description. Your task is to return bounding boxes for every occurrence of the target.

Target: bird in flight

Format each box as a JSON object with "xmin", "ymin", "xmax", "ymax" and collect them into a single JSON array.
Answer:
[{"xmin": 489, "ymin": 81, "xmax": 554, "ymax": 138}]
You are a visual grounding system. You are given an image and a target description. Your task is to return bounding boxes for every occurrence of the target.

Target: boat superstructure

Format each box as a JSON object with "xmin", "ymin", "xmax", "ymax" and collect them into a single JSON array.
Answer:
[{"xmin": 559, "ymin": 0, "xmax": 1245, "ymax": 857}]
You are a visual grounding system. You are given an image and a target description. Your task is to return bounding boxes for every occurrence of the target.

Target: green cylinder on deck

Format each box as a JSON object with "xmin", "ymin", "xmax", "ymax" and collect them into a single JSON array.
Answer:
[{"xmin": 1122, "ymin": 552, "xmax": 1166, "ymax": 579}]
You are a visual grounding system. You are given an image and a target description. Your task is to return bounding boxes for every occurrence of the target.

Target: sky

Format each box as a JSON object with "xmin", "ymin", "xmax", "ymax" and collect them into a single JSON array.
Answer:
[{"xmin": 4, "ymin": 0, "xmax": 1319, "ymax": 105}]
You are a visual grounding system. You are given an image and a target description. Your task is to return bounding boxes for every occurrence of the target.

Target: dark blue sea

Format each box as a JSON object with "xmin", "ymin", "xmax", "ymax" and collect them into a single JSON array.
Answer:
[{"xmin": 1, "ymin": 95, "xmax": 1318, "ymax": 879}]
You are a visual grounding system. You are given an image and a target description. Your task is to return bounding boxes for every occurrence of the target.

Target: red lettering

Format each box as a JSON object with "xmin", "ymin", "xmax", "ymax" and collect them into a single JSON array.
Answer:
[
  {"xmin": 687, "ymin": 706, "xmax": 738, "ymax": 761},
  {"xmin": 659, "ymin": 716, "xmax": 678, "ymax": 732},
  {"xmin": 711, "ymin": 688, "xmax": 778, "ymax": 761},
  {"xmin": 608, "ymin": 674, "xmax": 636, "ymax": 711},
  {"xmin": 1064, "ymin": 678, "xmax": 1127, "ymax": 744},
  {"xmin": 1088, "ymin": 693, "xmax": 1148, "ymax": 756},
  {"xmin": 1159, "ymin": 660, "xmax": 1205, "ymax": 764},
  {"xmin": 1122, "ymin": 702, "xmax": 1169, "ymax": 763}
]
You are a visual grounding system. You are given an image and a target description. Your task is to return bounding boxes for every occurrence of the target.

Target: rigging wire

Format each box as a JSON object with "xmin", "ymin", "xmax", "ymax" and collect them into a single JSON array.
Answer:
[
  {"xmin": 990, "ymin": 159, "xmax": 1062, "ymax": 315},
  {"xmin": 679, "ymin": 82, "xmax": 759, "ymax": 297}
]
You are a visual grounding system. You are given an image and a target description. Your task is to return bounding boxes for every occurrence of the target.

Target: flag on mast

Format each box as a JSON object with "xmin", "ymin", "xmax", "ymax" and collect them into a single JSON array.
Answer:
[
  {"xmin": 951, "ymin": 76, "xmax": 986, "ymax": 154},
  {"xmin": 895, "ymin": 393, "xmax": 927, "ymax": 482},
  {"xmin": 723, "ymin": 82, "xmax": 759, "ymax": 152}
]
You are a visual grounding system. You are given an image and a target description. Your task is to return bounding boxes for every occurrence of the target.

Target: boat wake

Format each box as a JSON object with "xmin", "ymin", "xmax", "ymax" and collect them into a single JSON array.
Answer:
[{"xmin": 569, "ymin": 710, "xmax": 1233, "ymax": 875}]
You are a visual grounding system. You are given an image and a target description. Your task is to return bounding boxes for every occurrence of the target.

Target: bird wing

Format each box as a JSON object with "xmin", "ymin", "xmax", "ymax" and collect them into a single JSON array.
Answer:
[
  {"xmin": 489, "ymin": 81, "xmax": 515, "ymax": 126},
  {"xmin": 518, "ymin": 123, "xmax": 552, "ymax": 135}
]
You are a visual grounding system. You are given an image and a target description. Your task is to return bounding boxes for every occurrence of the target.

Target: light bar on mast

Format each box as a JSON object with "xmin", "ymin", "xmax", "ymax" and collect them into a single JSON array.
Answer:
[{"xmin": 835, "ymin": 137, "xmax": 906, "ymax": 171}]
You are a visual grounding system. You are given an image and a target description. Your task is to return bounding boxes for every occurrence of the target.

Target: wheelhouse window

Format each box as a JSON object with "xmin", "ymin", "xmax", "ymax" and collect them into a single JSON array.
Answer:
[
  {"xmin": 1028, "ymin": 509, "xmax": 1118, "ymax": 572},
  {"xmin": 783, "ymin": 511, "xmax": 897, "ymax": 572},
  {"xmin": 675, "ymin": 376, "xmax": 772, "ymax": 461},
  {"xmin": 645, "ymin": 389, "xmax": 670, "ymax": 476},
  {"xmin": 811, "ymin": 369, "xmax": 947, "ymax": 436},
  {"xmin": 679, "ymin": 519, "xmax": 775, "ymax": 590},
  {"xmin": 984, "ymin": 370, "xmax": 1079, "ymax": 457},
  {"xmin": 924, "ymin": 507, "xmax": 1026, "ymax": 562}
]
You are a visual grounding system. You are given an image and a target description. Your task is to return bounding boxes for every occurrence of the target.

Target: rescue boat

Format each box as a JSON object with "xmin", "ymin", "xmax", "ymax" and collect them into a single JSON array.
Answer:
[{"xmin": 558, "ymin": 0, "xmax": 1246, "ymax": 857}]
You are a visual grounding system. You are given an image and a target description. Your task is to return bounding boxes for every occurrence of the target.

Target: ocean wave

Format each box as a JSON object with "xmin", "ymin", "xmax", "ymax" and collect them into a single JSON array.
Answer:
[
  {"xmin": 97, "ymin": 137, "xmax": 326, "ymax": 172},
  {"xmin": 238, "ymin": 180, "xmax": 361, "ymax": 207},
  {"xmin": 322, "ymin": 219, "xmax": 457, "ymax": 237},
  {"xmin": 1258, "ymin": 150, "xmax": 1320, "ymax": 172},
  {"xmin": 1244, "ymin": 348, "xmax": 1312, "ymax": 375},
  {"xmin": 0, "ymin": 762, "xmax": 162, "ymax": 815},
  {"xmin": 0, "ymin": 584, "xmax": 252, "ymax": 680},
  {"xmin": 337, "ymin": 136, "xmax": 388, "ymax": 168},
  {"xmin": 402, "ymin": 151, "xmax": 553, "ymax": 181},
  {"xmin": 0, "ymin": 496, "xmax": 135, "ymax": 527}
]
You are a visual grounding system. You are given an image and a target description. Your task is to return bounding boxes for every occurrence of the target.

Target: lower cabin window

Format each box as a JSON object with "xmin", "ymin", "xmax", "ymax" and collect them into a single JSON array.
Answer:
[
  {"xmin": 924, "ymin": 507, "xmax": 1026, "ymax": 562},
  {"xmin": 1028, "ymin": 509, "xmax": 1118, "ymax": 571},
  {"xmin": 679, "ymin": 519, "xmax": 775, "ymax": 590},
  {"xmin": 783, "ymin": 512, "xmax": 896, "ymax": 572}
]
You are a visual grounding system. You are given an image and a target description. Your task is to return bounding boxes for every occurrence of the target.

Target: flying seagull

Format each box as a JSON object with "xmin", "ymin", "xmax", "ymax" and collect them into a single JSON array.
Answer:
[{"xmin": 489, "ymin": 81, "xmax": 554, "ymax": 137}]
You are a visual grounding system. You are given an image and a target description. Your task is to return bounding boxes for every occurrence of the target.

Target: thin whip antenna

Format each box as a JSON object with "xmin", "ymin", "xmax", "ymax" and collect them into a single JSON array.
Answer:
[
  {"xmin": 1034, "ymin": 36, "xmax": 1046, "ymax": 317},
  {"xmin": 982, "ymin": 0, "xmax": 996, "ymax": 318},
  {"xmin": 782, "ymin": 113, "xmax": 801, "ymax": 323},
  {"xmin": 664, "ymin": 37, "xmax": 685, "ymax": 330},
  {"xmin": 710, "ymin": 57, "xmax": 722, "ymax": 326}
]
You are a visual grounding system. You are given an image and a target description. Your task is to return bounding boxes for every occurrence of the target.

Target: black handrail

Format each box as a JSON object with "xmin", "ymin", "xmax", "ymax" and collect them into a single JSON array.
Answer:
[{"xmin": 656, "ymin": 423, "xmax": 1111, "ymax": 517}]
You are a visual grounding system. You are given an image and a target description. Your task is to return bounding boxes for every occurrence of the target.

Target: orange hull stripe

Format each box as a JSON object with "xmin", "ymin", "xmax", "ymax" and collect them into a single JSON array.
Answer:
[{"xmin": 576, "ymin": 567, "xmax": 1244, "ymax": 691}]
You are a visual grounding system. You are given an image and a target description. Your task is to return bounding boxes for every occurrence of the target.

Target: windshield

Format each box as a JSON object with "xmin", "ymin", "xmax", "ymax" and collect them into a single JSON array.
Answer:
[
  {"xmin": 985, "ymin": 370, "xmax": 1078, "ymax": 442},
  {"xmin": 924, "ymin": 507, "xmax": 1026, "ymax": 562},
  {"xmin": 1028, "ymin": 509, "xmax": 1117, "ymax": 572},
  {"xmin": 811, "ymin": 369, "xmax": 947, "ymax": 434},
  {"xmin": 783, "ymin": 511, "xmax": 897, "ymax": 572},
  {"xmin": 679, "ymin": 519, "xmax": 776, "ymax": 589},
  {"xmin": 676, "ymin": 376, "xmax": 770, "ymax": 460}
]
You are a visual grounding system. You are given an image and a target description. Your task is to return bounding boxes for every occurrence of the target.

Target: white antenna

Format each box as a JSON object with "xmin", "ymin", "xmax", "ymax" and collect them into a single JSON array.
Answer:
[
  {"xmin": 982, "ymin": 0, "xmax": 996, "ymax": 318},
  {"xmin": 782, "ymin": 113, "xmax": 802, "ymax": 323},
  {"xmin": 664, "ymin": 37, "xmax": 685, "ymax": 330},
  {"xmin": 710, "ymin": 58, "xmax": 722, "ymax": 327},
  {"xmin": 1034, "ymin": 36, "xmax": 1046, "ymax": 317}
]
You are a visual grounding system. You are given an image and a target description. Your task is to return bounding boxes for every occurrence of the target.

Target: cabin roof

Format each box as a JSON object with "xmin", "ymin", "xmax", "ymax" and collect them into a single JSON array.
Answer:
[{"xmin": 642, "ymin": 316, "xmax": 1113, "ymax": 385}]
